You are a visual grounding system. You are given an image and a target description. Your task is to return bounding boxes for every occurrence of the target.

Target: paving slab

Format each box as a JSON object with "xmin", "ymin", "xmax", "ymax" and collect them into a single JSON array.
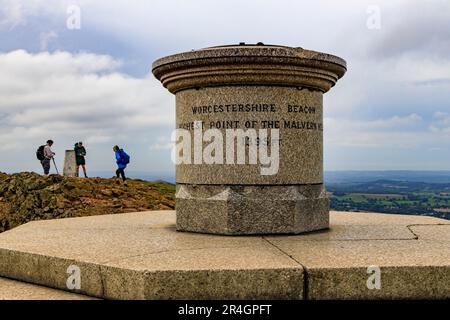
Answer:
[
  {"xmin": 329, "ymin": 211, "xmax": 448, "ymax": 225},
  {"xmin": 0, "ymin": 210, "xmax": 448, "ymax": 299},
  {"xmin": 409, "ymin": 225, "xmax": 450, "ymax": 241},
  {"xmin": 267, "ymin": 212, "xmax": 450, "ymax": 299},
  {"xmin": 0, "ymin": 277, "xmax": 96, "ymax": 300},
  {"xmin": 0, "ymin": 211, "xmax": 302, "ymax": 300},
  {"xmin": 267, "ymin": 239, "xmax": 450, "ymax": 299}
]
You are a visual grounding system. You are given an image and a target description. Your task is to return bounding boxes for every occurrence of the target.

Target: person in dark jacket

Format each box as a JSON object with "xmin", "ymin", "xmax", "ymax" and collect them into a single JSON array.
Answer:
[
  {"xmin": 113, "ymin": 145, "xmax": 128, "ymax": 186},
  {"xmin": 74, "ymin": 142, "xmax": 88, "ymax": 178}
]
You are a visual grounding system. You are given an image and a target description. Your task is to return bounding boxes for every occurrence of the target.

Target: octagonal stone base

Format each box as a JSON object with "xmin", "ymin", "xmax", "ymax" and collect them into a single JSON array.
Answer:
[{"xmin": 175, "ymin": 184, "xmax": 329, "ymax": 235}]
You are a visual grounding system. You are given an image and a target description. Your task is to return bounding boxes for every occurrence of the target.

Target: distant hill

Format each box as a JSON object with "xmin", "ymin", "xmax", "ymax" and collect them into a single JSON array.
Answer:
[
  {"xmin": 325, "ymin": 170, "xmax": 450, "ymax": 184},
  {"xmin": 328, "ymin": 179, "xmax": 450, "ymax": 194},
  {"xmin": 0, "ymin": 172, "xmax": 175, "ymax": 233}
]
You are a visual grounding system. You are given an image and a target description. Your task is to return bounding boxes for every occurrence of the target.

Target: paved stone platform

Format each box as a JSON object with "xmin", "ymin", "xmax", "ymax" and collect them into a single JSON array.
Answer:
[{"xmin": 0, "ymin": 211, "xmax": 448, "ymax": 299}]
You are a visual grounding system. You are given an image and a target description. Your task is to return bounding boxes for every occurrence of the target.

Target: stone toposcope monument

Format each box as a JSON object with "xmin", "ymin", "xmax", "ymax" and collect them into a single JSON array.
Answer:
[{"xmin": 153, "ymin": 44, "xmax": 346, "ymax": 235}]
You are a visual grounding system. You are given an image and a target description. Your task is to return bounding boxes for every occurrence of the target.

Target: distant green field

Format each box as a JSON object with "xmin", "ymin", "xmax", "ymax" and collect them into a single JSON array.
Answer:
[
  {"xmin": 334, "ymin": 193, "xmax": 406, "ymax": 201},
  {"xmin": 330, "ymin": 190, "xmax": 450, "ymax": 219},
  {"xmin": 354, "ymin": 193, "xmax": 405, "ymax": 199},
  {"xmin": 326, "ymin": 178, "xmax": 450, "ymax": 219},
  {"xmin": 358, "ymin": 193, "xmax": 404, "ymax": 198}
]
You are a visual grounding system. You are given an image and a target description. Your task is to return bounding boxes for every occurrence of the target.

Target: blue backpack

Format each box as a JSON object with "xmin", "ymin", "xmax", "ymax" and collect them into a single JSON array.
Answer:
[{"xmin": 119, "ymin": 149, "xmax": 130, "ymax": 164}]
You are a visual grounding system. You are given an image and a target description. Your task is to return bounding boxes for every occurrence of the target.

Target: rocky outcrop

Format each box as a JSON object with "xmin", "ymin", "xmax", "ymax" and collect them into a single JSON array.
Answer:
[{"xmin": 0, "ymin": 172, "xmax": 175, "ymax": 232}]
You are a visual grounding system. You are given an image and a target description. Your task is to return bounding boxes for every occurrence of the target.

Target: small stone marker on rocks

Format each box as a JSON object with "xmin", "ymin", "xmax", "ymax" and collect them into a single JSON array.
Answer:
[
  {"xmin": 153, "ymin": 43, "xmax": 346, "ymax": 235},
  {"xmin": 63, "ymin": 150, "xmax": 77, "ymax": 177}
]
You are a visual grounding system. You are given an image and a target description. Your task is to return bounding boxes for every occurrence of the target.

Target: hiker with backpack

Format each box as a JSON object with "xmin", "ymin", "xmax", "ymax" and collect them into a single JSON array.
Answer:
[
  {"xmin": 74, "ymin": 141, "xmax": 88, "ymax": 178},
  {"xmin": 37, "ymin": 140, "xmax": 56, "ymax": 176},
  {"xmin": 113, "ymin": 145, "xmax": 130, "ymax": 186}
]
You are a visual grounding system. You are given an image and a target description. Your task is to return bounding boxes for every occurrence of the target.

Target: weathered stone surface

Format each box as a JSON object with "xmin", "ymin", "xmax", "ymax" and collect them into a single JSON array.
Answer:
[
  {"xmin": 152, "ymin": 44, "xmax": 347, "ymax": 235},
  {"xmin": 175, "ymin": 86, "xmax": 324, "ymax": 185},
  {"xmin": 0, "ymin": 211, "xmax": 448, "ymax": 300},
  {"xmin": 267, "ymin": 240, "xmax": 450, "ymax": 299},
  {"xmin": 267, "ymin": 212, "xmax": 450, "ymax": 299},
  {"xmin": 63, "ymin": 150, "xmax": 77, "ymax": 177},
  {"xmin": 152, "ymin": 44, "xmax": 347, "ymax": 93},
  {"xmin": 409, "ymin": 225, "xmax": 450, "ymax": 241},
  {"xmin": 0, "ymin": 172, "xmax": 175, "ymax": 233},
  {"xmin": 176, "ymin": 184, "xmax": 329, "ymax": 235},
  {"xmin": 0, "ymin": 277, "xmax": 97, "ymax": 300},
  {"xmin": 0, "ymin": 211, "xmax": 303, "ymax": 300}
]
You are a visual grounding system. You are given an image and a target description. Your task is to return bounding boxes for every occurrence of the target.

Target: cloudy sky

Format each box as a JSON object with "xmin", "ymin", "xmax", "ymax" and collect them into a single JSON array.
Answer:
[{"xmin": 1, "ymin": 0, "xmax": 449, "ymax": 179}]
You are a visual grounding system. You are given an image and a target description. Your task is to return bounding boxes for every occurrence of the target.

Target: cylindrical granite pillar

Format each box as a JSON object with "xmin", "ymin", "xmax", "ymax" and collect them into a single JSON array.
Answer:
[{"xmin": 153, "ymin": 44, "xmax": 346, "ymax": 235}]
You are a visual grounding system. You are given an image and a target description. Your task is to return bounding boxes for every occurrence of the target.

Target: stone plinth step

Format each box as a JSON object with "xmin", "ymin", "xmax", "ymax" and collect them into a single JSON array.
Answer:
[
  {"xmin": 0, "ymin": 211, "xmax": 449, "ymax": 299},
  {"xmin": 0, "ymin": 277, "xmax": 97, "ymax": 300}
]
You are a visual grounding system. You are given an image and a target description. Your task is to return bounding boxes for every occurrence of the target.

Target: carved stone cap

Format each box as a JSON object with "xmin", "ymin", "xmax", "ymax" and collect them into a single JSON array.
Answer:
[{"xmin": 152, "ymin": 44, "xmax": 347, "ymax": 93}]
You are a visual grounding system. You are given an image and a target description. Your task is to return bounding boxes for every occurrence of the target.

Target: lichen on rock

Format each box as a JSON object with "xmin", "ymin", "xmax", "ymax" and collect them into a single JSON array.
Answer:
[{"xmin": 0, "ymin": 172, "xmax": 175, "ymax": 232}]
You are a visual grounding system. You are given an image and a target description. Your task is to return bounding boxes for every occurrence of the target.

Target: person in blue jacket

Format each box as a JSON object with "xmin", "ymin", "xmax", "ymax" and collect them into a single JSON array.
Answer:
[{"xmin": 113, "ymin": 145, "xmax": 129, "ymax": 186}]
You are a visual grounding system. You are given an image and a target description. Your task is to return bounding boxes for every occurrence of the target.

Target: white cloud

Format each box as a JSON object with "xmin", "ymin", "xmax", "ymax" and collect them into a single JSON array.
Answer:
[
  {"xmin": 433, "ymin": 111, "xmax": 450, "ymax": 126},
  {"xmin": 0, "ymin": 1, "xmax": 26, "ymax": 30},
  {"xmin": 429, "ymin": 111, "xmax": 450, "ymax": 134},
  {"xmin": 149, "ymin": 144, "xmax": 172, "ymax": 151},
  {"xmin": 388, "ymin": 57, "xmax": 450, "ymax": 84},
  {"xmin": 150, "ymin": 137, "xmax": 173, "ymax": 151},
  {"xmin": 361, "ymin": 114, "xmax": 422, "ymax": 130},
  {"xmin": 323, "ymin": 114, "xmax": 440, "ymax": 148},
  {"xmin": 0, "ymin": 50, "xmax": 166, "ymax": 118}
]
